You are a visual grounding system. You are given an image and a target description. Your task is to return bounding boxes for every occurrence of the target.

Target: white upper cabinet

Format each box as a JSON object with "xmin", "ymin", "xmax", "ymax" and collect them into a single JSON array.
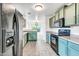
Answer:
[
  {"xmin": 65, "ymin": 4, "xmax": 75, "ymax": 26},
  {"xmin": 55, "ymin": 13, "xmax": 59, "ymax": 20},
  {"xmin": 76, "ymin": 3, "xmax": 79, "ymax": 24},
  {"xmin": 59, "ymin": 8, "xmax": 64, "ymax": 18}
]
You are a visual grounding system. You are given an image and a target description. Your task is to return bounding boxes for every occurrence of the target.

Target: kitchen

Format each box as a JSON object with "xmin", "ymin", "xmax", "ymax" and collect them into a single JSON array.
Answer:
[
  {"xmin": 0, "ymin": 3, "xmax": 79, "ymax": 56},
  {"xmin": 46, "ymin": 3, "xmax": 79, "ymax": 56},
  {"xmin": 23, "ymin": 3, "xmax": 79, "ymax": 56}
]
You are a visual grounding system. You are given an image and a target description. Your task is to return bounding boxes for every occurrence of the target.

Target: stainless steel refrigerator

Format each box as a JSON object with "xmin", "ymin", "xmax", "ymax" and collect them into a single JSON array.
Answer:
[{"xmin": 0, "ymin": 3, "xmax": 23, "ymax": 56}]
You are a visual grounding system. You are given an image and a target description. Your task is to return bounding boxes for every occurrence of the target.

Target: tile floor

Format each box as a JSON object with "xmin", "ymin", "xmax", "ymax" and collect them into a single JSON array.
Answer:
[{"xmin": 23, "ymin": 39, "xmax": 57, "ymax": 56}]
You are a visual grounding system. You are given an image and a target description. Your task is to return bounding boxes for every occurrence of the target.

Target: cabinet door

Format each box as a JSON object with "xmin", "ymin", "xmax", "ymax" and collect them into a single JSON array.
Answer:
[
  {"xmin": 58, "ymin": 38, "xmax": 68, "ymax": 56},
  {"xmin": 68, "ymin": 41, "xmax": 79, "ymax": 56},
  {"xmin": 59, "ymin": 8, "xmax": 64, "ymax": 19},
  {"xmin": 65, "ymin": 4, "xmax": 75, "ymax": 26},
  {"xmin": 68, "ymin": 47, "xmax": 79, "ymax": 56},
  {"xmin": 49, "ymin": 16, "xmax": 55, "ymax": 28},
  {"xmin": 28, "ymin": 32, "xmax": 37, "ymax": 41},
  {"xmin": 55, "ymin": 13, "xmax": 59, "ymax": 20},
  {"xmin": 46, "ymin": 33, "xmax": 50, "ymax": 44},
  {"xmin": 49, "ymin": 18, "xmax": 53, "ymax": 28},
  {"xmin": 58, "ymin": 44, "xmax": 67, "ymax": 56},
  {"xmin": 76, "ymin": 3, "xmax": 79, "ymax": 24},
  {"xmin": 68, "ymin": 41, "xmax": 79, "ymax": 51}
]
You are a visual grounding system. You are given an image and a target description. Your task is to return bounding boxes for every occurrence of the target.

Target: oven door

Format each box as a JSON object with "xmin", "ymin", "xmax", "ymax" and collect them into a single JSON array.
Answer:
[
  {"xmin": 51, "ymin": 36, "xmax": 56, "ymax": 45},
  {"xmin": 50, "ymin": 34, "xmax": 58, "ymax": 55}
]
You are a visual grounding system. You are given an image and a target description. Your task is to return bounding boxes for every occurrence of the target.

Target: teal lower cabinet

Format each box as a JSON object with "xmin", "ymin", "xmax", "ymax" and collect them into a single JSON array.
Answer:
[
  {"xmin": 46, "ymin": 33, "xmax": 50, "ymax": 44},
  {"xmin": 28, "ymin": 32, "xmax": 37, "ymax": 41},
  {"xmin": 68, "ymin": 41, "xmax": 79, "ymax": 56},
  {"xmin": 58, "ymin": 37, "xmax": 68, "ymax": 56},
  {"xmin": 58, "ymin": 37, "xmax": 79, "ymax": 56},
  {"xmin": 68, "ymin": 47, "xmax": 79, "ymax": 56}
]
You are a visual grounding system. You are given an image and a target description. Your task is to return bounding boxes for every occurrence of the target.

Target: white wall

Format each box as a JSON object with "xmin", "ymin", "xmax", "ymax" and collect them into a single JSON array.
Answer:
[
  {"xmin": 37, "ymin": 14, "xmax": 46, "ymax": 42},
  {"xmin": 46, "ymin": 16, "xmax": 50, "ymax": 29},
  {"xmin": 26, "ymin": 15, "xmax": 36, "ymax": 29},
  {"xmin": 26, "ymin": 14, "xmax": 46, "ymax": 42}
]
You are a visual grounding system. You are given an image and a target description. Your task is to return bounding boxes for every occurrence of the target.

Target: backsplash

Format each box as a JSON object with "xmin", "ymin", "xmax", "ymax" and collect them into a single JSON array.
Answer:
[
  {"xmin": 71, "ymin": 26, "xmax": 79, "ymax": 35},
  {"xmin": 47, "ymin": 28, "xmax": 70, "ymax": 34},
  {"xmin": 48, "ymin": 26, "xmax": 79, "ymax": 35}
]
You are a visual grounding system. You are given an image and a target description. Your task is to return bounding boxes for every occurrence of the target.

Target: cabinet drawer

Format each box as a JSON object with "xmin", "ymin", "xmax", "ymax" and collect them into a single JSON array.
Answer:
[
  {"xmin": 59, "ymin": 37, "xmax": 68, "ymax": 45},
  {"xmin": 68, "ymin": 41, "xmax": 79, "ymax": 51},
  {"xmin": 68, "ymin": 47, "xmax": 79, "ymax": 56}
]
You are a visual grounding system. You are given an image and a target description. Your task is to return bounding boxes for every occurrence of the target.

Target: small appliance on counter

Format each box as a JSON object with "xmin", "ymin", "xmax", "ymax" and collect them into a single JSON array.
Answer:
[{"xmin": 58, "ymin": 29, "xmax": 70, "ymax": 36}]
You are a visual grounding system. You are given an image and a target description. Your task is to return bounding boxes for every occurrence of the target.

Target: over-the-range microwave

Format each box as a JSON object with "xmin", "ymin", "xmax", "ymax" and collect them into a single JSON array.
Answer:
[{"xmin": 54, "ymin": 18, "xmax": 69, "ymax": 28}]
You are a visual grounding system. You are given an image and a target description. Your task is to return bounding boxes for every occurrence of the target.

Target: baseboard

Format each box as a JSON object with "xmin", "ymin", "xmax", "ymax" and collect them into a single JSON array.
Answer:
[{"xmin": 28, "ymin": 40, "xmax": 37, "ymax": 41}]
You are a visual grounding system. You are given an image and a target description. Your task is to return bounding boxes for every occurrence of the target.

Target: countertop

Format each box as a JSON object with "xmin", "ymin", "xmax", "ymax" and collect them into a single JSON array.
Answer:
[
  {"xmin": 46, "ymin": 30, "xmax": 79, "ymax": 45},
  {"xmin": 23, "ymin": 30, "xmax": 37, "ymax": 32},
  {"xmin": 59, "ymin": 35, "xmax": 79, "ymax": 45},
  {"xmin": 23, "ymin": 28, "xmax": 38, "ymax": 32},
  {"xmin": 46, "ymin": 28, "xmax": 58, "ymax": 35}
]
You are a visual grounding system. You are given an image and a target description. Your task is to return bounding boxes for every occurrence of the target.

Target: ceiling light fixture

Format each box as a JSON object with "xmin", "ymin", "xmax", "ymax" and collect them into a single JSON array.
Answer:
[{"xmin": 33, "ymin": 4, "xmax": 44, "ymax": 11}]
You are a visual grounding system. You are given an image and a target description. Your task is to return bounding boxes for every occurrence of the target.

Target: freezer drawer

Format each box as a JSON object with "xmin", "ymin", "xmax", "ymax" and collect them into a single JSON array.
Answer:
[{"xmin": 3, "ymin": 45, "xmax": 14, "ymax": 56}]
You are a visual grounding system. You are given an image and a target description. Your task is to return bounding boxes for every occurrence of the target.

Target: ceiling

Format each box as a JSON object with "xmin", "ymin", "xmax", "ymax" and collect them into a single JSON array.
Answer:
[{"xmin": 11, "ymin": 3, "xmax": 64, "ymax": 16}]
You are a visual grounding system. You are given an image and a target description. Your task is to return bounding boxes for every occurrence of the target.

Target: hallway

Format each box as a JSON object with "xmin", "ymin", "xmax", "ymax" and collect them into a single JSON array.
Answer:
[{"xmin": 23, "ymin": 39, "xmax": 57, "ymax": 56}]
